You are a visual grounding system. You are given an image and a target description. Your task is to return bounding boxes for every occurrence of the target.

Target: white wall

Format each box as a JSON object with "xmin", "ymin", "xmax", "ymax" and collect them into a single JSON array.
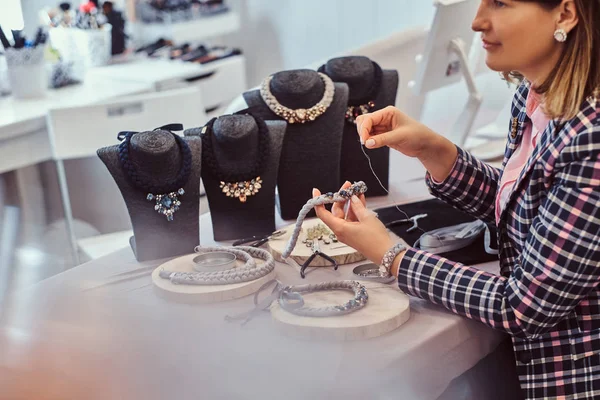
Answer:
[
  {"xmin": 21, "ymin": 0, "xmax": 436, "ymax": 85},
  {"xmin": 220, "ymin": 0, "xmax": 436, "ymax": 87}
]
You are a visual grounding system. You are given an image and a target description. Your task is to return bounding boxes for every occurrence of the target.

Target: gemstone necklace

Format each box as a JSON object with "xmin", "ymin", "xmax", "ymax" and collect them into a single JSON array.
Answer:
[
  {"xmin": 318, "ymin": 61, "xmax": 383, "ymax": 124},
  {"xmin": 201, "ymin": 113, "xmax": 270, "ymax": 203},
  {"xmin": 260, "ymin": 72, "xmax": 335, "ymax": 124},
  {"xmin": 118, "ymin": 124, "xmax": 192, "ymax": 221}
]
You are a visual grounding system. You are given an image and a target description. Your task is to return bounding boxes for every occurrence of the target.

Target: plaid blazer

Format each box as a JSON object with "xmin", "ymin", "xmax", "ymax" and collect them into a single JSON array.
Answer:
[{"xmin": 397, "ymin": 82, "xmax": 600, "ymax": 400}]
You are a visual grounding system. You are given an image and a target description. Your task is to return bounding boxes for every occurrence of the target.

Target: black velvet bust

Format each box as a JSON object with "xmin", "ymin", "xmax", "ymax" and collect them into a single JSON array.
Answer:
[
  {"xmin": 320, "ymin": 56, "xmax": 399, "ymax": 197},
  {"xmin": 243, "ymin": 69, "xmax": 349, "ymax": 220},
  {"xmin": 186, "ymin": 115, "xmax": 286, "ymax": 241},
  {"xmin": 97, "ymin": 130, "xmax": 202, "ymax": 261}
]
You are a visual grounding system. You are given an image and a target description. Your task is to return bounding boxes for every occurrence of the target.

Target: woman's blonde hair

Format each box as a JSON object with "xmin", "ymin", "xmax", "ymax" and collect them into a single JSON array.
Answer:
[{"xmin": 503, "ymin": 0, "xmax": 599, "ymax": 120}]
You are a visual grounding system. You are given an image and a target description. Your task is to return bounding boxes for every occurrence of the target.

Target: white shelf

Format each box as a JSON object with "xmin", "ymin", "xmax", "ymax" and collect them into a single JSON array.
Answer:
[{"xmin": 134, "ymin": 11, "xmax": 240, "ymax": 45}]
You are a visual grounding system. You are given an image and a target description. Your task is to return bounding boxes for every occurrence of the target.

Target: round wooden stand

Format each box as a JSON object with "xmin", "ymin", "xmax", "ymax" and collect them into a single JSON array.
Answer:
[
  {"xmin": 268, "ymin": 218, "xmax": 366, "ymax": 267},
  {"xmin": 270, "ymin": 282, "xmax": 410, "ymax": 341},
  {"xmin": 152, "ymin": 253, "xmax": 276, "ymax": 304}
]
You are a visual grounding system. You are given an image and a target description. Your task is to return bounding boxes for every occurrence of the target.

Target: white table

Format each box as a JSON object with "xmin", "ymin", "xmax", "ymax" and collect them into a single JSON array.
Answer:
[
  {"xmin": 0, "ymin": 239, "xmax": 514, "ymax": 400},
  {"xmin": 88, "ymin": 57, "xmax": 247, "ymax": 117},
  {"xmin": 87, "ymin": 58, "xmax": 218, "ymax": 89},
  {"xmin": 0, "ymin": 74, "xmax": 152, "ymax": 171},
  {"xmin": 0, "ymin": 168, "xmax": 523, "ymax": 400},
  {"xmin": 0, "ymin": 75, "xmax": 153, "ymax": 242}
]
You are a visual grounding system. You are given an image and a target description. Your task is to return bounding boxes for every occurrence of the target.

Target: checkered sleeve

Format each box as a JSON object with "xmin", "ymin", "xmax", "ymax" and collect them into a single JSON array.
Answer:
[
  {"xmin": 425, "ymin": 146, "xmax": 501, "ymax": 225},
  {"xmin": 398, "ymin": 155, "xmax": 600, "ymax": 339}
]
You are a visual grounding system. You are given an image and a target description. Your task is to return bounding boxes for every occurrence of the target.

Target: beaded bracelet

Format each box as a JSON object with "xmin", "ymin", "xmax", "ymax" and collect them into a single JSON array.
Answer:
[{"xmin": 379, "ymin": 243, "xmax": 406, "ymax": 277}]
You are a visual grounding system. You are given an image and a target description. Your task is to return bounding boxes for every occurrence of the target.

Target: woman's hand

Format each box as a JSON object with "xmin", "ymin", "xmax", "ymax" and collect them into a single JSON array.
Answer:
[
  {"xmin": 331, "ymin": 181, "xmax": 366, "ymax": 222},
  {"xmin": 313, "ymin": 188, "xmax": 394, "ymax": 266},
  {"xmin": 355, "ymin": 106, "xmax": 436, "ymax": 157},
  {"xmin": 355, "ymin": 106, "xmax": 458, "ymax": 183}
]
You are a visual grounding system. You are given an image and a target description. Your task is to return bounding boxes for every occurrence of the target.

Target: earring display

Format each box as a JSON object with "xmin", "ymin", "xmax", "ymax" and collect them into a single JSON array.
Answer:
[
  {"xmin": 260, "ymin": 72, "xmax": 335, "ymax": 124},
  {"xmin": 319, "ymin": 61, "xmax": 383, "ymax": 125},
  {"xmin": 201, "ymin": 113, "xmax": 269, "ymax": 203},
  {"xmin": 118, "ymin": 125, "xmax": 192, "ymax": 221}
]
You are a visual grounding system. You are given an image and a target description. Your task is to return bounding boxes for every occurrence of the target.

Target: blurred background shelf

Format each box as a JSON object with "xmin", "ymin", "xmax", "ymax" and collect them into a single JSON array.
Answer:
[{"xmin": 133, "ymin": 10, "xmax": 240, "ymax": 46}]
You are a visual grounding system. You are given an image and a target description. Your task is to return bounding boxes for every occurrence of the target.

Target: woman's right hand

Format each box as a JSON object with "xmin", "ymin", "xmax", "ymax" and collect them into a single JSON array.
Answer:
[
  {"xmin": 355, "ymin": 106, "xmax": 437, "ymax": 159},
  {"xmin": 355, "ymin": 106, "xmax": 458, "ymax": 183}
]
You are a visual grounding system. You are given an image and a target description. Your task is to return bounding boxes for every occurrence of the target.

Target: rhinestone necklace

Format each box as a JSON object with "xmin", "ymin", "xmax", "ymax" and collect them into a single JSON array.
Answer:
[
  {"xmin": 201, "ymin": 113, "xmax": 270, "ymax": 203},
  {"xmin": 260, "ymin": 72, "xmax": 335, "ymax": 124},
  {"xmin": 318, "ymin": 61, "xmax": 383, "ymax": 124},
  {"xmin": 118, "ymin": 124, "xmax": 192, "ymax": 222}
]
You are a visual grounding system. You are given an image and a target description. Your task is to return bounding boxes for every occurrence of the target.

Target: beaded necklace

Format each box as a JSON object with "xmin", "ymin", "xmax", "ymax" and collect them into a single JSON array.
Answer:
[
  {"xmin": 118, "ymin": 124, "xmax": 192, "ymax": 222},
  {"xmin": 201, "ymin": 113, "xmax": 270, "ymax": 203}
]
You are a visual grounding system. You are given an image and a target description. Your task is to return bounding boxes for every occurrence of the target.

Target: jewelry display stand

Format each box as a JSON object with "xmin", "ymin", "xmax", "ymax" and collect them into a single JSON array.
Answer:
[
  {"xmin": 270, "ymin": 281, "xmax": 410, "ymax": 341},
  {"xmin": 320, "ymin": 56, "xmax": 399, "ymax": 196},
  {"xmin": 268, "ymin": 218, "xmax": 365, "ymax": 266},
  {"xmin": 98, "ymin": 131, "xmax": 202, "ymax": 262},
  {"xmin": 243, "ymin": 69, "xmax": 349, "ymax": 220},
  {"xmin": 198, "ymin": 115, "xmax": 286, "ymax": 241},
  {"xmin": 151, "ymin": 253, "xmax": 277, "ymax": 304}
]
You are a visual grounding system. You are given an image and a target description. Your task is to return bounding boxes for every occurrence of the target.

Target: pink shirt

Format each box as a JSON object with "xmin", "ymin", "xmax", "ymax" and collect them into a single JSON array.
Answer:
[{"xmin": 494, "ymin": 90, "xmax": 551, "ymax": 224}]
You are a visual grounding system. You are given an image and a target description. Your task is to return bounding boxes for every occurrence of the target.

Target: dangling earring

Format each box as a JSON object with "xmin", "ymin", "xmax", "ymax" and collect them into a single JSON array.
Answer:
[{"xmin": 554, "ymin": 28, "xmax": 567, "ymax": 43}]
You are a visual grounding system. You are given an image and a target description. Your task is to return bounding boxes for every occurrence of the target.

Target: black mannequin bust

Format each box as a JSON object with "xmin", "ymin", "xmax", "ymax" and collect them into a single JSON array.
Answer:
[
  {"xmin": 98, "ymin": 130, "xmax": 202, "ymax": 262},
  {"xmin": 186, "ymin": 115, "xmax": 286, "ymax": 241},
  {"xmin": 321, "ymin": 56, "xmax": 399, "ymax": 196},
  {"xmin": 243, "ymin": 69, "xmax": 349, "ymax": 220}
]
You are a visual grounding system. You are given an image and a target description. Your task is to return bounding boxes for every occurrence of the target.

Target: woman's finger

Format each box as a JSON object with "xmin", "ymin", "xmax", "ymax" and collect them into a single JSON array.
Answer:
[
  {"xmin": 313, "ymin": 188, "xmax": 345, "ymax": 234},
  {"xmin": 331, "ymin": 181, "xmax": 352, "ymax": 218},
  {"xmin": 356, "ymin": 107, "xmax": 395, "ymax": 143}
]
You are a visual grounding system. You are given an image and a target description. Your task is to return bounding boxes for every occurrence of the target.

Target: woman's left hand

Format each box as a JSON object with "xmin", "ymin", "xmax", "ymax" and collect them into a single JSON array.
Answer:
[{"xmin": 313, "ymin": 188, "xmax": 395, "ymax": 265}]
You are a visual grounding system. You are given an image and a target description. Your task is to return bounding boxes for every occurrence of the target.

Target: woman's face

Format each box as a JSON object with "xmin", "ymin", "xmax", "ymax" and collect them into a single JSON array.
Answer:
[{"xmin": 472, "ymin": 0, "xmax": 563, "ymax": 82}]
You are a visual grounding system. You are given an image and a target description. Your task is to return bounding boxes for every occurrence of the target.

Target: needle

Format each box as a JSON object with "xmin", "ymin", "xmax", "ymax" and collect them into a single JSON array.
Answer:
[{"xmin": 344, "ymin": 200, "xmax": 351, "ymax": 220}]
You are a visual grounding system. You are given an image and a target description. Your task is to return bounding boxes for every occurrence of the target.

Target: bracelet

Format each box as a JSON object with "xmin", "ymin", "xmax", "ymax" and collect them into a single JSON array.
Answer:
[
  {"xmin": 379, "ymin": 243, "xmax": 406, "ymax": 276},
  {"xmin": 279, "ymin": 280, "xmax": 368, "ymax": 317},
  {"xmin": 159, "ymin": 246, "xmax": 275, "ymax": 285}
]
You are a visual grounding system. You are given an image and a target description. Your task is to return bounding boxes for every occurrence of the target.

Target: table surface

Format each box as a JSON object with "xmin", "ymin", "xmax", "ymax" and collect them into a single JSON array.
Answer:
[
  {"xmin": 87, "ymin": 57, "xmax": 235, "ymax": 86},
  {"xmin": 0, "ymin": 57, "xmax": 238, "ymax": 142},
  {"xmin": 0, "ymin": 170, "xmax": 506, "ymax": 400},
  {"xmin": 0, "ymin": 71, "xmax": 153, "ymax": 141}
]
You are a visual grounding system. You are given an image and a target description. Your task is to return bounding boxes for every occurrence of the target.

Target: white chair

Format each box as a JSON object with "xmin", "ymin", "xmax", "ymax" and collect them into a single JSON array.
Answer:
[{"xmin": 46, "ymin": 87, "xmax": 209, "ymax": 265}]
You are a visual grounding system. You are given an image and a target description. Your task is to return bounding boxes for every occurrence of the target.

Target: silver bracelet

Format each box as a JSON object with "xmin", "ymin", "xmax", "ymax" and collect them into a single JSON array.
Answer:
[
  {"xmin": 380, "ymin": 243, "xmax": 406, "ymax": 276},
  {"xmin": 158, "ymin": 246, "xmax": 275, "ymax": 285},
  {"xmin": 279, "ymin": 280, "xmax": 368, "ymax": 317},
  {"xmin": 353, "ymin": 263, "xmax": 396, "ymax": 284}
]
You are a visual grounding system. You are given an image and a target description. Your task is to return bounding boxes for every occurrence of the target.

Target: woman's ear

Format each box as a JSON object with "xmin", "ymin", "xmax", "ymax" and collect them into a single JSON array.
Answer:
[{"xmin": 557, "ymin": 0, "xmax": 579, "ymax": 34}]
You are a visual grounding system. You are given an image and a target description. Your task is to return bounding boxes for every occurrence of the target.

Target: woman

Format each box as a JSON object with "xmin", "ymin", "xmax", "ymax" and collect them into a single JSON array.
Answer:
[{"xmin": 314, "ymin": 0, "xmax": 600, "ymax": 399}]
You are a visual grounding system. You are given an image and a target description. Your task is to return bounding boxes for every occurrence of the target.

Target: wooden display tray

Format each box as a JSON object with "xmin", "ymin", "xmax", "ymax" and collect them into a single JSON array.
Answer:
[
  {"xmin": 270, "ymin": 281, "xmax": 410, "ymax": 341},
  {"xmin": 268, "ymin": 218, "xmax": 366, "ymax": 267},
  {"xmin": 152, "ymin": 253, "xmax": 276, "ymax": 304}
]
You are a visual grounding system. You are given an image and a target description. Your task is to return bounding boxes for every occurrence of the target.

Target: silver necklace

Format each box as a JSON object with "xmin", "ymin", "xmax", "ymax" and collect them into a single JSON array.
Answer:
[
  {"xmin": 159, "ymin": 246, "xmax": 275, "ymax": 285},
  {"xmin": 224, "ymin": 279, "xmax": 369, "ymax": 324},
  {"xmin": 281, "ymin": 181, "xmax": 367, "ymax": 260},
  {"xmin": 260, "ymin": 72, "xmax": 335, "ymax": 124},
  {"xmin": 278, "ymin": 280, "xmax": 368, "ymax": 317}
]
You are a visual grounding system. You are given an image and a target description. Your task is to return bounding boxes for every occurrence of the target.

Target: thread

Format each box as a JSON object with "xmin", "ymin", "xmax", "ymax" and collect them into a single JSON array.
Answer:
[
  {"xmin": 359, "ymin": 140, "xmax": 429, "ymax": 237},
  {"xmin": 358, "ymin": 137, "xmax": 497, "ymax": 254}
]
